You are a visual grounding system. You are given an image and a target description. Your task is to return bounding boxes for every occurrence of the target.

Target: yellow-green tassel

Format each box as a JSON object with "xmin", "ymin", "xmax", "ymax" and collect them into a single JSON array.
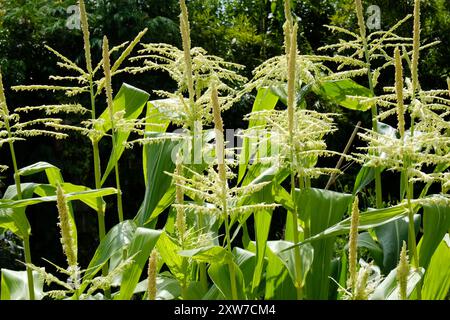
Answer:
[
  {"xmin": 79, "ymin": 0, "xmax": 93, "ymax": 75},
  {"xmin": 397, "ymin": 241, "xmax": 410, "ymax": 300},
  {"xmin": 56, "ymin": 184, "xmax": 77, "ymax": 268},
  {"xmin": 348, "ymin": 196, "xmax": 360, "ymax": 293},
  {"xmin": 394, "ymin": 47, "xmax": 405, "ymax": 138},
  {"xmin": 147, "ymin": 250, "xmax": 158, "ymax": 300},
  {"xmin": 355, "ymin": 0, "xmax": 367, "ymax": 39},
  {"xmin": 411, "ymin": 0, "xmax": 421, "ymax": 94}
]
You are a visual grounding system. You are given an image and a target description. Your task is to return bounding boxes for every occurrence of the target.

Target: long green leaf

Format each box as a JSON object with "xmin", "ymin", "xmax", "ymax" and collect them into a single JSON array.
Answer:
[
  {"xmin": 156, "ymin": 232, "xmax": 187, "ymax": 282},
  {"xmin": 118, "ymin": 227, "xmax": 162, "ymax": 300},
  {"xmin": 421, "ymin": 234, "xmax": 450, "ymax": 300},
  {"xmin": 355, "ymin": 232, "xmax": 383, "ymax": 267},
  {"xmin": 0, "ymin": 188, "xmax": 117, "ymax": 210},
  {"xmin": 18, "ymin": 162, "xmax": 78, "ymax": 248},
  {"xmin": 418, "ymin": 199, "xmax": 450, "ymax": 269},
  {"xmin": 289, "ymin": 204, "xmax": 412, "ymax": 247},
  {"xmin": 135, "ymin": 133, "xmax": 179, "ymax": 226},
  {"xmin": 143, "ymin": 100, "xmax": 171, "ymax": 184},
  {"xmin": 375, "ymin": 215, "xmax": 421, "ymax": 273},
  {"xmin": 315, "ymin": 79, "xmax": 372, "ymax": 111},
  {"xmin": 179, "ymin": 246, "xmax": 231, "ymax": 264},
  {"xmin": 134, "ymin": 272, "xmax": 181, "ymax": 300},
  {"xmin": 296, "ymin": 188, "xmax": 352, "ymax": 299},
  {"xmin": 80, "ymin": 220, "xmax": 137, "ymax": 294},
  {"xmin": 100, "ymin": 83, "xmax": 150, "ymax": 185},
  {"xmin": 238, "ymin": 88, "xmax": 278, "ymax": 183},
  {"xmin": 252, "ymin": 209, "xmax": 271, "ymax": 292}
]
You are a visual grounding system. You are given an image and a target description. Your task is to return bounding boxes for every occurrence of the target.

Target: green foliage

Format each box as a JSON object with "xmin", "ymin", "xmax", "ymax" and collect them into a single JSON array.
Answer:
[{"xmin": 0, "ymin": 0, "xmax": 449, "ymax": 301}]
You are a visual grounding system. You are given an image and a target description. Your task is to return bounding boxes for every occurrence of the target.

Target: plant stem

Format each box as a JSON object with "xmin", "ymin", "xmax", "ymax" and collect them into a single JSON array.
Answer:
[
  {"xmin": 224, "ymin": 213, "xmax": 238, "ymax": 300},
  {"xmin": 102, "ymin": 36, "xmax": 124, "ymax": 223},
  {"xmin": 11, "ymin": 142, "xmax": 35, "ymax": 300},
  {"xmin": 284, "ymin": 15, "xmax": 304, "ymax": 299},
  {"xmin": 196, "ymin": 208, "xmax": 208, "ymax": 291},
  {"xmin": 211, "ymin": 83, "xmax": 237, "ymax": 300},
  {"xmin": 114, "ymin": 161, "xmax": 124, "ymax": 222},
  {"xmin": 1, "ymin": 88, "xmax": 35, "ymax": 299},
  {"xmin": 189, "ymin": 127, "xmax": 208, "ymax": 291},
  {"xmin": 406, "ymin": 179, "xmax": 418, "ymax": 267},
  {"xmin": 89, "ymin": 81, "xmax": 106, "ymax": 240},
  {"xmin": 8, "ymin": 146, "xmax": 22, "ymax": 199},
  {"xmin": 89, "ymin": 78, "xmax": 110, "ymax": 298},
  {"xmin": 406, "ymin": 178, "xmax": 422, "ymax": 300},
  {"xmin": 291, "ymin": 173, "xmax": 304, "ymax": 300},
  {"xmin": 92, "ymin": 142, "xmax": 105, "ymax": 240},
  {"xmin": 92, "ymin": 141, "xmax": 107, "ymax": 253},
  {"xmin": 366, "ymin": 55, "xmax": 383, "ymax": 209},
  {"xmin": 356, "ymin": 0, "xmax": 383, "ymax": 208},
  {"xmin": 23, "ymin": 235, "xmax": 35, "ymax": 300},
  {"xmin": 2, "ymin": 94, "xmax": 23, "ymax": 199}
]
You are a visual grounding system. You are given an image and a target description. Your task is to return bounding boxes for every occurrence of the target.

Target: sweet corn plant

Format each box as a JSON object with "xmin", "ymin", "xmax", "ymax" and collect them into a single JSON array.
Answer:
[{"xmin": 0, "ymin": 0, "xmax": 449, "ymax": 300}]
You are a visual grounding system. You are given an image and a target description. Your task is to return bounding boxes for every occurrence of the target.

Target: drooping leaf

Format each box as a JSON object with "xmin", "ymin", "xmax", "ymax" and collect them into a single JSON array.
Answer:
[
  {"xmin": 315, "ymin": 79, "xmax": 372, "ymax": 111},
  {"xmin": 0, "ymin": 188, "xmax": 117, "ymax": 210},
  {"xmin": 178, "ymin": 246, "xmax": 231, "ymax": 264},
  {"xmin": 33, "ymin": 183, "xmax": 109, "ymax": 213},
  {"xmin": 17, "ymin": 162, "xmax": 78, "ymax": 248},
  {"xmin": 292, "ymin": 204, "xmax": 412, "ymax": 246},
  {"xmin": 264, "ymin": 241, "xmax": 296, "ymax": 300},
  {"xmin": 18, "ymin": 162, "xmax": 60, "ymax": 180},
  {"xmin": 133, "ymin": 272, "xmax": 181, "ymax": 300},
  {"xmin": 80, "ymin": 220, "xmax": 137, "ymax": 294},
  {"xmin": 355, "ymin": 232, "xmax": 383, "ymax": 268},
  {"xmin": 208, "ymin": 260, "xmax": 247, "ymax": 300},
  {"xmin": 0, "ymin": 209, "xmax": 22, "ymax": 237},
  {"xmin": 156, "ymin": 232, "xmax": 188, "ymax": 282},
  {"xmin": 375, "ymin": 215, "xmax": 421, "ymax": 273},
  {"xmin": 0, "ymin": 208, "xmax": 30, "ymax": 239},
  {"xmin": 353, "ymin": 165, "xmax": 375, "ymax": 195},
  {"xmin": 267, "ymin": 240, "xmax": 314, "ymax": 289},
  {"xmin": 1, "ymin": 183, "xmax": 39, "ymax": 239}
]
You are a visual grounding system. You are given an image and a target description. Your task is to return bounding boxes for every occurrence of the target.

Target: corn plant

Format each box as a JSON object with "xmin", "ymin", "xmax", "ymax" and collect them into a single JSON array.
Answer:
[{"xmin": 0, "ymin": 0, "xmax": 449, "ymax": 301}]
